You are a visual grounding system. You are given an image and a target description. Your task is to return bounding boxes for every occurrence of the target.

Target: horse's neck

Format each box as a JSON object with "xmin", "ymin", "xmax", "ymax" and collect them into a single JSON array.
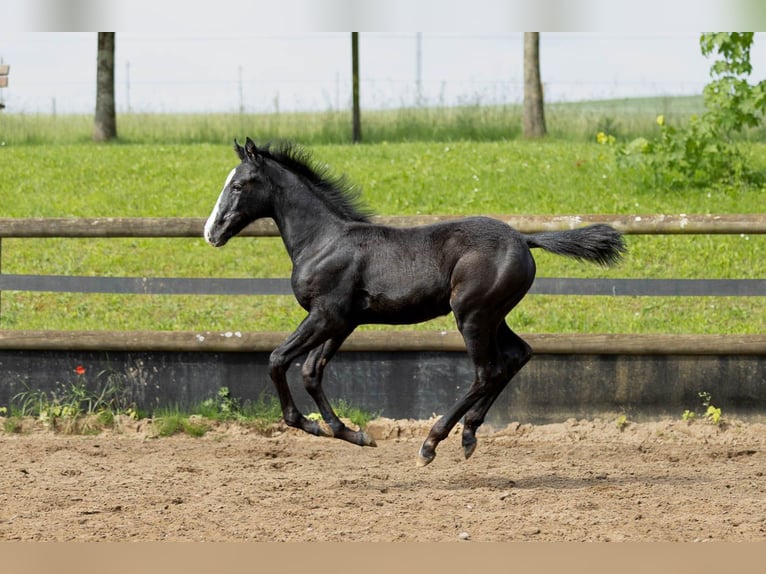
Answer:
[{"xmin": 272, "ymin": 182, "xmax": 346, "ymax": 262}]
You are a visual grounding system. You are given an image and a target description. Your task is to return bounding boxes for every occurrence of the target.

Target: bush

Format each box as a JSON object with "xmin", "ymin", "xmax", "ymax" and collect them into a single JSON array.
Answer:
[{"xmin": 615, "ymin": 33, "xmax": 766, "ymax": 188}]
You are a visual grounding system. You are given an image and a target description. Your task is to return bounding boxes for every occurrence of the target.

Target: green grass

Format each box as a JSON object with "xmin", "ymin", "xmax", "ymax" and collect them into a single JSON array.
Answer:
[
  {"xmin": 2, "ymin": 95, "xmax": 738, "ymax": 147},
  {"xmin": 1, "ymin": 109, "xmax": 764, "ymax": 335},
  {"xmin": 144, "ymin": 392, "xmax": 375, "ymax": 437}
]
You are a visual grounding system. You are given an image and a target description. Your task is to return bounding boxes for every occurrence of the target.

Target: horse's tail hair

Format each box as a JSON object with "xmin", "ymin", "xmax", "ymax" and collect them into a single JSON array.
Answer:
[{"xmin": 524, "ymin": 224, "xmax": 626, "ymax": 267}]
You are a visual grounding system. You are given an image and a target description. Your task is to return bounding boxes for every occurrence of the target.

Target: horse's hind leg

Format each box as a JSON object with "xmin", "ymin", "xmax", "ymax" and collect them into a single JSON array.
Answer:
[
  {"xmin": 302, "ymin": 336, "xmax": 376, "ymax": 447},
  {"xmin": 417, "ymin": 314, "xmax": 505, "ymax": 466},
  {"xmin": 461, "ymin": 323, "xmax": 532, "ymax": 459}
]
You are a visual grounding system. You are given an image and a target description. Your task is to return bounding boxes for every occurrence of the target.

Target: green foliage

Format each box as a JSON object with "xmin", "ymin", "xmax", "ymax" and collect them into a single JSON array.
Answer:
[
  {"xmin": 8, "ymin": 366, "xmax": 138, "ymax": 433},
  {"xmin": 151, "ymin": 407, "xmax": 210, "ymax": 437},
  {"xmin": 307, "ymin": 399, "xmax": 379, "ymax": 430},
  {"xmin": 195, "ymin": 388, "xmax": 284, "ymax": 426},
  {"xmin": 699, "ymin": 33, "xmax": 766, "ymax": 134},
  {"xmin": 3, "ymin": 417, "xmax": 24, "ymax": 433},
  {"xmin": 618, "ymin": 113, "xmax": 749, "ymax": 188},
  {"xmin": 615, "ymin": 413, "xmax": 629, "ymax": 431},
  {"xmin": 683, "ymin": 391, "xmax": 723, "ymax": 426},
  {"xmin": 198, "ymin": 386, "xmax": 242, "ymax": 420},
  {"xmin": 616, "ymin": 33, "xmax": 766, "ymax": 188}
]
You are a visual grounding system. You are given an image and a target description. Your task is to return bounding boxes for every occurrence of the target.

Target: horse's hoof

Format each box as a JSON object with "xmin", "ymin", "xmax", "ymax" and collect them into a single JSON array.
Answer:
[
  {"xmin": 463, "ymin": 440, "xmax": 477, "ymax": 460},
  {"xmin": 416, "ymin": 445, "xmax": 436, "ymax": 467},
  {"xmin": 360, "ymin": 431, "xmax": 377, "ymax": 447}
]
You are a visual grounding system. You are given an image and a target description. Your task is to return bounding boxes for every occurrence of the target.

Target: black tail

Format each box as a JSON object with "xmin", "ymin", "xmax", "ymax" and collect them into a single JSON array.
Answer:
[{"xmin": 524, "ymin": 224, "xmax": 626, "ymax": 266}]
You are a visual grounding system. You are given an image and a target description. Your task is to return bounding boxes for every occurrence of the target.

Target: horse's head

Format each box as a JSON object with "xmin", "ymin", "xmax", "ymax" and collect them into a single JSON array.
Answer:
[{"xmin": 204, "ymin": 137, "xmax": 274, "ymax": 247}]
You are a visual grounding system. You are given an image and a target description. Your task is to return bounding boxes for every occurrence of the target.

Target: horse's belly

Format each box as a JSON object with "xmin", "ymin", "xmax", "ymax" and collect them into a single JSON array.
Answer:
[{"xmin": 356, "ymin": 286, "xmax": 451, "ymax": 325}]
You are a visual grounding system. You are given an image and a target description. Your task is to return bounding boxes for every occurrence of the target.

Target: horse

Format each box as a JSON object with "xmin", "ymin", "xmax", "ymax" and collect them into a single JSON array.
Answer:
[{"xmin": 204, "ymin": 137, "xmax": 626, "ymax": 466}]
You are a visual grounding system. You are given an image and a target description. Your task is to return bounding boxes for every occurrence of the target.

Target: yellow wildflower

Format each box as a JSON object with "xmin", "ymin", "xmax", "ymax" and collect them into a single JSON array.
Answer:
[
  {"xmin": 656, "ymin": 114, "xmax": 665, "ymax": 127},
  {"xmin": 596, "ymin": 132, "xmax": 615, "ymax": 145}
]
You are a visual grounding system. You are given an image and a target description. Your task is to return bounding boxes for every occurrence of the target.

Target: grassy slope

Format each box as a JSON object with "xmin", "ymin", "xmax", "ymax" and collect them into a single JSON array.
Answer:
[{"xmin": 1, "ymin": 138, "xmax": 764, "ymax": 334}]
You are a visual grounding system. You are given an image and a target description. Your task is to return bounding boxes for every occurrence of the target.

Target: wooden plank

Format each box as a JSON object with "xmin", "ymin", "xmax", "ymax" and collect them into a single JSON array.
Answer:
[
  {"xmin": 1, "ymin": 330, "xmax": 764, "ymax": 355},
  {"xmin": 2, "ymin": 274, "xmax": 765, "ymax": 297},
  {"xmin": 2, "ymin": 214, "xmax": 766, "ymax": 237}
]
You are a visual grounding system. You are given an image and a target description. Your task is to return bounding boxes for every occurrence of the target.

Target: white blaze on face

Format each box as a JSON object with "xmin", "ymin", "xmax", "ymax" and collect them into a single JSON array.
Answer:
[{"xmin": 204, "ymin": 168, "xmax": 236, "ymax": 245}]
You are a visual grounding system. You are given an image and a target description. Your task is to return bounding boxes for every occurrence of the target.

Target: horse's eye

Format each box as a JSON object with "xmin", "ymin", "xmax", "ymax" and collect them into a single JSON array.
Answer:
[{"xmin": 230, "ymin": 182, "xmax": 242, "ymax": 193}]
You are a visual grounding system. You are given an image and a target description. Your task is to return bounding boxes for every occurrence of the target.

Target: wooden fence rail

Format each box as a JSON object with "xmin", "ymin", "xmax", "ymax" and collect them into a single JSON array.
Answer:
[
  {"xmin": 1, "ymin": 215, "xmax": 764, "ymax": 299},
  {"xmin": 2, "ymin": 330, "xmax": 765, "ymax": 355},
  {"xmin": 2, "ymin": 214, "xmax": 766, "ymax": 238}
]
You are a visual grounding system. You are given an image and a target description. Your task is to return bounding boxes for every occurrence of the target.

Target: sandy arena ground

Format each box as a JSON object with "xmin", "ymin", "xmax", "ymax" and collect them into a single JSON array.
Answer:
[{"xmin": 1, "ymin": 416, "xmax": 765, "ymax": 542}]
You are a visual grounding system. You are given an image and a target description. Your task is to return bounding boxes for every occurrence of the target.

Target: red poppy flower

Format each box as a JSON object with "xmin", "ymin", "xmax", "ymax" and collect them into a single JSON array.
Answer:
[{"xmin": 74, "ymin": 365, "xmax": 86, "ymax": 376}]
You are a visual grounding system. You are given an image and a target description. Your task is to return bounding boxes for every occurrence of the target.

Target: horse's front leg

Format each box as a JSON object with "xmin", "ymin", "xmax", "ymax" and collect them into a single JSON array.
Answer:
[
  {"xmin": 269, "ymin": 315, "xmax": 343, "ymax": 438},
  {"xmin": 302, "ymin": 335, "xmax": 376, "ymax": 447}
]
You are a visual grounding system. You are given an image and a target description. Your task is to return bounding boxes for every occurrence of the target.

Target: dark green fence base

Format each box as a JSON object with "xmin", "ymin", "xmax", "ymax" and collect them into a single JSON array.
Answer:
[{"xmin": 1, "ymin": 349, "xmax": 764, "ymax": 426}]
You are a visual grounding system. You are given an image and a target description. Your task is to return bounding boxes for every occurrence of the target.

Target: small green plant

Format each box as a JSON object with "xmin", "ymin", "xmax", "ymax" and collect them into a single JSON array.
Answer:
[
  {"xmin": 333, "ymin": 399, "xmax": 379, "ymax": 430},
  {"xmin": 615, "ymin": 413, "xmax": 629, "ymax": 431},
  {"xmin": 9, "ymin": 365, "xmax": 137, "ymax": 433},
  {"xmin": 1, "ymin": 406, "xmax": 25, "ymax": 434},
  {"xmin": 683, "ymin": 391, "xmax": 724, "ymax": 426},
  {"xmin": 303, "ymin": 399, "xmax": 378, "ymax": 430},
  {"xmin": 198, "ymin": 386, "xmax": 243, "ymax": 420},
  {"xmin": 151, "ymin": 409, "xmax": 183, "ymax": 437},
  {"xmin": 3, "ymin": 417, "xmax": 24, "ymax": 434},
  {"xmin": 151, "ymin": 407, "xmax": 210, "ymax": 437}
]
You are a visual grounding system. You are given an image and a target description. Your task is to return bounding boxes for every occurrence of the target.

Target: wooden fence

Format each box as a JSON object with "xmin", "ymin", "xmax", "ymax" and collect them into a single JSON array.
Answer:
[{"xmin": 1, "ymin": 214, "xmax": 765, "ymax": 355}]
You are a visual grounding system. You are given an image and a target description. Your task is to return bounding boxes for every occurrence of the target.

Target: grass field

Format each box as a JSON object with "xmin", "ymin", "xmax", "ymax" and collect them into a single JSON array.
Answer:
[
  {"xmin": 1, "ymin": 102, "xmax": 764, "ymax": 335},
  {"xmin": 0, "ymin": 96, "xmax": 711, "ymax": 146}
]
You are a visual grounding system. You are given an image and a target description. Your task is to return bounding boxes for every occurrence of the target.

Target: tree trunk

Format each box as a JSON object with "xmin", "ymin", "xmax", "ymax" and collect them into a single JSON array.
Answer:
[
  {"xmin": 94, "ymin": 32, "xmax": 117, "ymax": 142},
  {"xmin": 523, "ymin": 32, "xmax": 546, "ymax": 139},
  {"xmin": 351, "ymin": 32, "xmax": 361, "ymax": 143}
]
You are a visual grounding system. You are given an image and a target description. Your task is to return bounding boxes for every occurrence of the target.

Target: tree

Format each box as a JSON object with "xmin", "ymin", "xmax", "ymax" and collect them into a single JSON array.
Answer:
[
  {"xmin": 94, "ymin": 32, "xmax": 117, "ymax": 142},
  {"xmin": 699, "ymin": 32, "xmax": 766, "ymax": 135},
  {"xmin": 351, "ymin": 32, "xmax": 361, "ymax": 143},
  {"xmin": 522, "ymin": 32, "xmax": 546, "ymax": 139}
]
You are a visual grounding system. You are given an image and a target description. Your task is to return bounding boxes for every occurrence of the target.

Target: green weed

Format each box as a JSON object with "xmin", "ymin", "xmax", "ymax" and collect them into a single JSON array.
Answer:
[
  {"xmin": 151, "ymin": 407, "xmax": 210, "ymax": 437},
  {"xmin": 615, "ymin": 413, "xmax": 629, "ymax": 431},
  {"xmin": 7, "ymin": 366, "xmax": 138, "ymax": 434},
  {"xmin": 306, "ymin": 398, "xmax": 379, "ymax": 430},
  {"xmin": 683, "ymin": 391, "xmax": 724, "ymax": 426}
]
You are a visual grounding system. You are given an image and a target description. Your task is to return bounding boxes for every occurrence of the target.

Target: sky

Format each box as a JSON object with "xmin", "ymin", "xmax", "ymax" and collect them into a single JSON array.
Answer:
[
  {"xmin": 2, "ymin": 0, "xmax": 766, "ymax": 115},
  {"xmin": 3, "ymin": 32, "xmax": 766, "ymax": 115}
]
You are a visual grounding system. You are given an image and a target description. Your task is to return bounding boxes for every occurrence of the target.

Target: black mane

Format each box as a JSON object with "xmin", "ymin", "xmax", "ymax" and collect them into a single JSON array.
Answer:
[{"xmin": 261, "ymin": 141, "xmax": 372, "ymax": 223}]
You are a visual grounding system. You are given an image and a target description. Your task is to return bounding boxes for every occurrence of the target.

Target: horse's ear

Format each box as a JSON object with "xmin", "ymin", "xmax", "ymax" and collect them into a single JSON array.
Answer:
[
  {"xmin": 244, "ymin": 137, "xmax": 261, "ymax": 164},
  {"xmin": 233, "ymin": 138, "xmax": 246, "ymax": 161}
]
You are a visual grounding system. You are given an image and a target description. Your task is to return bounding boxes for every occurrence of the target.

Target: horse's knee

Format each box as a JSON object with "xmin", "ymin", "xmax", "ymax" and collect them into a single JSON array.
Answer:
[
  {"xmin": 301, "ymin": 359, "xmax": 316, "ymax": 382},
  {"xmin": 302, "ymin": 356, "xmax": 329, "ymax": 394},
  {"xmin": 269, "ymin": 349, "xmax": 290, "ymax": 379}
]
